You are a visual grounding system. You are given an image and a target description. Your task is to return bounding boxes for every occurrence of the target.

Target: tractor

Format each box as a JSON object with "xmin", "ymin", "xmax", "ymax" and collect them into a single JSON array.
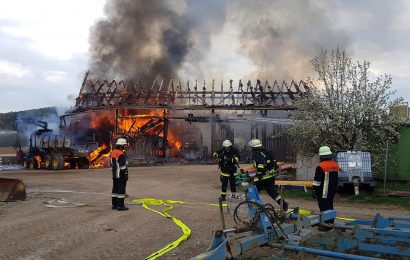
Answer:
[{"xmin": 18, "ymin": 120, "xmax": 91, "ymax": 170}]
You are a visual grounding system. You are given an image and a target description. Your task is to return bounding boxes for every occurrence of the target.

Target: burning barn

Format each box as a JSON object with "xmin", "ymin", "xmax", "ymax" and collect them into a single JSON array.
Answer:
[
  {"xmin": 60, "ymin": 72, "xmax": 309, "ymax": 167},
  {"xmin": 58, "ymin": 0, "xmax": 318, "ymax": 168}
]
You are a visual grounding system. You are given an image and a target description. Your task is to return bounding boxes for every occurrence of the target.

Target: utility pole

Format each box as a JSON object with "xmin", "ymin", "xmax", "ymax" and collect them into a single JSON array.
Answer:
[{"xmin": 383, "ymin": 140, "xmax": 389, "ymax": 196}]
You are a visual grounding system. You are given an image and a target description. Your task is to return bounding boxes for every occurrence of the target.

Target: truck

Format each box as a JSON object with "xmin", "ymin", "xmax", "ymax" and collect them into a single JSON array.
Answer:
[{"xmin": 19, "ymin": 120, "xmax": 91, "ymax": 170}]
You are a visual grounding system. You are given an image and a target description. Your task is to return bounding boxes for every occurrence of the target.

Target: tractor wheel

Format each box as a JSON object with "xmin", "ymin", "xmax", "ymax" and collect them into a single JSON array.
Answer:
[
  {"xmin": 29, "ymin": 158, "xmax": 38, "ymax": 170},
  {"xmin": 78, "ymin": 158, "xmax": 90, "ymax": 169},
  {"xmin": 23, "ymin": 160, "xmax": 30, "ymax": 169},
  {"xmin": 51, "ymin": 154, "xmax": 64, "ymax": 170},
  {"xmin": 44, "ymin": 155, "xmax": 53, "ymax": 170}
]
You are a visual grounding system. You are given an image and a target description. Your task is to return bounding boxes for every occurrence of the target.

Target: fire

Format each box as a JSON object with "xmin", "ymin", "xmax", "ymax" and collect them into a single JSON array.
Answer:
[
  {"xmin": 168, "ymin": 132, "xmax": 182, "ymax": 153},
  {"xmin": 117, "ymin": 109, "xmax": 163, "ymax": 133},
  {"xmin": 117, "ymin": 109, "xmax": 184, "ymax": 153},
  {"xmin": 80, "ymin": 108, "xmax": 188, "ymax": 168},
  {"xmin": 88, "ymin": 144, "xmax": 107, "ymax": 162},
  {"xmin": 88, "ymin": 111, "xmax": 115, "ymax": 129},
  {"xmin": 34, "ymin": 155, "xmax": 41, "ymax": 169},
  {"xmin": 88, "ymin": 144, "xmax": 111, "ymax": 169},
  {"xmin": 91, "ymin": 153, "xmax": 110, "ymax": 169}
]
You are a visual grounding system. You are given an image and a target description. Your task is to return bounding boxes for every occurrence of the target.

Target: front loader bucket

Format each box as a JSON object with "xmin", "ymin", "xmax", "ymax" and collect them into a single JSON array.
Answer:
[{"xmin": 0, "ymin": 178, "xmax": 26, "ymax": 202}]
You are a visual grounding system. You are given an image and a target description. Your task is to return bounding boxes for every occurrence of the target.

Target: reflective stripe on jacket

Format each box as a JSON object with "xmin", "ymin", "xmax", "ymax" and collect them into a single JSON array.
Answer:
[
  {"xmin": 313, "ymin": 160, "xmax": 340, "ymax": 198},
  {"xmin": 215, "ymin": 147, "xmax": 240, "ymax": 173},
  {"xmin": 251, "ymin": 148, "xmax": 277, "ymax": 182},
  {"xmin": 111, "ymin": 149, "xmax": 127, "ymax": 179},
  {"xmin": 253, "ymin": 169, "xmax": 275, "ymax": 182}
]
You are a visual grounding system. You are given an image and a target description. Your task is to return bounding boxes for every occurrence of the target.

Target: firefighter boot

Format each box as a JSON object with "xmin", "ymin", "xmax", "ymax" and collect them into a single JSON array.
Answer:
[
  {"xmin": 112, "ymin": 197, "xmax": 118, "ymax": 210},
  {"xmin": 318, "ymin": 224, "xmax": 332, "ymax": 232},
  {"xmin": 318, "ymin": 225, "xmax": 329, "ymax": 232},
  {"xmin": 282, "ymin": 200, "xmax": 289, "ymax": 212},
  {"xmin": 220, "ymin": 191, "xmax": 227, "ymax": 201},
  {"xmin": 277, "ymin": 198, "xmax": 288, "ymax": 212},
  {"xmin": 117, "ymin": 198, "xmax": 129, "ymax": 211}
]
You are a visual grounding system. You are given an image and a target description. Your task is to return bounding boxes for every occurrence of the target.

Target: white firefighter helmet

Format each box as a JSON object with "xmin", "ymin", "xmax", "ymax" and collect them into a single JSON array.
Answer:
[
  {"xmin": 319, "ymin": 146, "xmax": 332, "ymax": 156},
  {"xmin": 248, "ymin": 139, "xmax": 262, "ymax": 148},
  {"xmin": 222, "ymin": 140, "xmax": 232, "ymax": 148},
  {"xmin": 116, "ymin": 138, "xmax": 127, "ymax": 146}
]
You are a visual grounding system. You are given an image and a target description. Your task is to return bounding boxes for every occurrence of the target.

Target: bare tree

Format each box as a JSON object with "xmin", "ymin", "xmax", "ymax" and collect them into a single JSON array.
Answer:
[{"xmin": 289, "ymin": 48, "xmax": 403, "ymax": 176}]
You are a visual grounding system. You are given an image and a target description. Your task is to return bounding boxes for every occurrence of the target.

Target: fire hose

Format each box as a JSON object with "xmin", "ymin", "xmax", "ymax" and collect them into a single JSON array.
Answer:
[{"xmin": 131, "ymin": 198, "xmax": 226, "ymax": 259}]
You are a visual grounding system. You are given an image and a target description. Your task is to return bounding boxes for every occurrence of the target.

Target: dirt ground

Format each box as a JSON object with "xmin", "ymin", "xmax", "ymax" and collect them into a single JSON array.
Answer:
[{"xmin": 1, "ymin": 164, "xmax": 409, "ymax": 260}]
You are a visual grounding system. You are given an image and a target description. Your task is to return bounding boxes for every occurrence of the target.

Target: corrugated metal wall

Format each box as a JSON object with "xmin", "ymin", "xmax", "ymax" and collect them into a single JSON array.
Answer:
[
  {"xmin": 391, "ymin": 127, "xmax": 410, "ymax": 180},
  {"xmin": 210, "ymin": 122, "xmax": 295, "ymax": 163},
  {"xmin": 265, "ymin": 125, "xmax": 295, "ymax": 162}
]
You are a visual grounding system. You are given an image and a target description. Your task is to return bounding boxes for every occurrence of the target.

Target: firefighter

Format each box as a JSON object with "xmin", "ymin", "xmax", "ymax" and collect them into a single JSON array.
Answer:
[
  {"xmin": 213, "ymin": 140, "xmax": 240, "ymax": 201},
  {"xmin": 312, "ymin": 146, "xmax": 340, "ymax": 230},
  {"xmin": 111, "ymin": 138, "xmax": 129, "ymax": 211},
  {"xmin": 248, "ymin": 138, "xmax": 289, "ymax": 212}
]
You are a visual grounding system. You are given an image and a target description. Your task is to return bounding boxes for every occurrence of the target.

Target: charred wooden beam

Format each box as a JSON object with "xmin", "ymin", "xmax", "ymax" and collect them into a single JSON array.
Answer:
[{"xmin": 68, "ymin": 75, "xmax": 309, "ymax": 116}]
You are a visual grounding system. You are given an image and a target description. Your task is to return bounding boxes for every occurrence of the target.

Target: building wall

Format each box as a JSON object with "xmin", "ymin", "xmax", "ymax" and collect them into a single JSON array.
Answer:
[
  {"xmin": 295, "ymin": 154, "xmax": 319, "ymax": 181},
  {"xmin": 395, "ymin": 127, "xmax": 410, "ymax": 180}
]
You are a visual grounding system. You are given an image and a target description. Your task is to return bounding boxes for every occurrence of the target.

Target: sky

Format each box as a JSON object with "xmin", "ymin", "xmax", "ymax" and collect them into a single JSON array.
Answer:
[{"xmin": 0, "ymin": 0, "xmax": 409, "ymax": 113}]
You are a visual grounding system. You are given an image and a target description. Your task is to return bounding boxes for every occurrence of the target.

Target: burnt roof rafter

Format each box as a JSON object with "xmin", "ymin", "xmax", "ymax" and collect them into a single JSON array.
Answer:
[{"xmin": 68, "ymin": 73, "xmax": 309, "ymax": 116}]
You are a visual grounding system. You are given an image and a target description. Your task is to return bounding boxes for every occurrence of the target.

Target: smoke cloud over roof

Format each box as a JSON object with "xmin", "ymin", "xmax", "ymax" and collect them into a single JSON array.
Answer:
[
  {"xmin": 89, "ymin": 0, "xmax": 227, "ymax": 82},
  {"xmin": 88, "ymin": 0, "xmax": 402, "ymax": 83}
]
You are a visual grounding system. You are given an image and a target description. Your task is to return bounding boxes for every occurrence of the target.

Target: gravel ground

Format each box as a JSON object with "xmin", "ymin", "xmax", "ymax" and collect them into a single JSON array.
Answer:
[{"xmin": 1, "ymin": 164, "xmax": 409, "ymax": 259}]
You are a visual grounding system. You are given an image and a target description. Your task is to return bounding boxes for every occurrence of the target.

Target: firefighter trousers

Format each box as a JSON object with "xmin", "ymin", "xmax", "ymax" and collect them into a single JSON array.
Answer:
[
  {"xmin": 255, "ymin": 177, "xmax": 286, "ymax": 206},
  {"xmin": 112, "ymin": 173, "xmax": 128, "ymax": 208},
  {"xmin": 317, "ymin": 192, "xmax": 336, "ymax": 223},
  {"xmin": 220, "ymin": 174, "xmax": 236, "ymax": 199}
]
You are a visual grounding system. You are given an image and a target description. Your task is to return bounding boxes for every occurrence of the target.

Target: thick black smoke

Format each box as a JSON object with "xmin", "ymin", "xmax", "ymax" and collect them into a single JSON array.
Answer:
[
  {"xmin": 89, "ymin": 0, "xmax": 227, "ymax": 83},
  {"xmin": 90, "ymin": 0, "xmax": 402, "ymax": 83}
]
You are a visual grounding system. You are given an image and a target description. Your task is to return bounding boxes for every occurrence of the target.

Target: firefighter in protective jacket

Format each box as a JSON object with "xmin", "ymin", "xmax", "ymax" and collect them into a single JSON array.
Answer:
[
  {"xmin": 248, "ymin": 139, "xmax": 289, "ymax": 212},
  {"xmin": 312, "ymin": 146, "xmax": 340, "ymax": 228},
  {"xmin": 111, "ymin": 138, "xmax": 129, "ymax": 211},
  {"xmin": 213, "ymin": 140, "xmax": 240, "ymax": 201}
]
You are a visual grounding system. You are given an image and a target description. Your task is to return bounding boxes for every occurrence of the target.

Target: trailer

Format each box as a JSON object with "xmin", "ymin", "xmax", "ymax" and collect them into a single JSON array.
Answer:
[{"xmin": 336, "ymin": 150, "xmax": 376, "ymax": 194}]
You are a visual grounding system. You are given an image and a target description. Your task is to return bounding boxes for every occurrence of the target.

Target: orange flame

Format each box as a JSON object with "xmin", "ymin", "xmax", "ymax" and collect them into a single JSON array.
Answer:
[
  {"xmin": 83, "ymin": 108, "xmax": 188, "ymax": 168},
  {"xmin": 34, "ymin": 155, "xmax": 41, "ymax": 169},
  {"xmin": 117, "ymin": 109, "xmax": 163, "ymax": 133},
  {"xmin": 167, "ymin": 132, "xmax": 182, "ymax": 154},
  {"xmin": 88, "ymin": 144, "xmax": 111, "ymax": 168},
  {"xmin": 88, "ymin": 111, "xmax": 115, "ymax": 129},
  {"xmin": 117, "ymin": 109, "xmax": 184, "ymax": 154}
]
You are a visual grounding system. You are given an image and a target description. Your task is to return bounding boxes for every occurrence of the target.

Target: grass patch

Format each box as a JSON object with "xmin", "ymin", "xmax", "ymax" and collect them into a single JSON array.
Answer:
[
  {"xmin": 375, "ymin": 181, "xmax": 410, "ymax": 191},
  {"xmin": 346, "ymin": 192, "xmax": 410, "ymax": 209},
  {"xmin": 235, "ymin": 185, "xmax": 314, "ymax": 200},
  {"xmin": 281, "ymin": 190, "xmax": 312, "ymax": 199}
]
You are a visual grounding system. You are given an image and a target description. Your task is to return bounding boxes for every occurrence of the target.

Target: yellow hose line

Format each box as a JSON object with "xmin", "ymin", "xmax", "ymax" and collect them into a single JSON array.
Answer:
[
  {"xmin": 299, "ymin": 209, "xmax": 312, "ymax": 215},
  {"xmin": 335, "ymin": 217, "xmax": 355, "ymax": 221},
  {"xmin": 133, "ymin": 198, "xmax": 191, "ymax": 260},
  {"xmin": 161, "ymin": 199, "xmax": 226, "ymax": 207}
]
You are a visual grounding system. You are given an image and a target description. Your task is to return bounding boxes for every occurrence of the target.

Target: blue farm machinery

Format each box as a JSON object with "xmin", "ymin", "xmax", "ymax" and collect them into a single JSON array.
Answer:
[{"xmin": 192, "ymin": 184, "xmax": 410, "ymax": 259}]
